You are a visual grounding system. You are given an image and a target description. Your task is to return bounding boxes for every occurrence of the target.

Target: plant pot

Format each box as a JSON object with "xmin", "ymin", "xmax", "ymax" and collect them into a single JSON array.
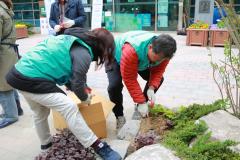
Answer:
[
  {"xmin": 16, "ymin": 27, "xmax": 28, "ymax": 39},
  {"xmin": 186, "ymin": 29, "xmax": 209, "ymax": 47},
  {"xmin": 210, "ymin": 29, "xmax": 229, "ymax": 47}
]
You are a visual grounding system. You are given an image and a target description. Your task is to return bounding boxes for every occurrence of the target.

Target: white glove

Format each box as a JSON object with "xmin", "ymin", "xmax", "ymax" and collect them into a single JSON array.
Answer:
[
  {"xmin": 63, "ymin": 20, "xmax": 75, "ymax": 28},
  {"xmin": 137, "ymin": 103, "xmax": 149, "ymax": 118},
  {"xmin": 54, "ymin": 25, "xmax": 61, "ymax": 33},
  {"xmin": 147, "ymin": 88, "xmax": 156, "ymax": 103},
  {"xmin": 81, "ymin": 94, "xmax": 93, "ymax": 106}
]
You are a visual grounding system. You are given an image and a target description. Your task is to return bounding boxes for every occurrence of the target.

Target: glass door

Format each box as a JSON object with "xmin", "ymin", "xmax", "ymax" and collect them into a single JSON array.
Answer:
[
  {"xmin": 157, "ymin": 0, "xmax": 179, "ymax": 31},
  {"xmin": 103, "ymin": 0, "xmax": 114, "ymax": 31},
  {"xmin": 113, "ymin": 0, "xmax": 155, "ymax": 32}
]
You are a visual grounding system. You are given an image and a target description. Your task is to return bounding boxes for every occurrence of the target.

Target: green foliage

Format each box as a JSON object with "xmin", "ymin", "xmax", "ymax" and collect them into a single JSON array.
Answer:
[
  {"xmin": 224, "ymin": 42, "xmax": 240, "ymax": 67},
  {"xmin": 217, "ymin": 20, "xmax": 226, "ymax": 29},
  {"xmin": 165, "ymin": 121, "xmax": 208, "ymax": 144},
  {"xmin": 162, "ymin": 100, "xmax": 240, "ymax": 160},
  {"xmin": 149, "ymin": 104, "xmax": 175, "ymax": 120},
  {"xmin": 15, "ymin": 21, "xmax": 34, "ymax": 35},
  {"xmin": 188, "ymin": 20, "xmax": 209, "ymax": 29},
  {"xmin": 212, "ymin": 0, "xmax": 240, "ymax": 118},
  {"xmin": 173, "ymin": 99, "xmax": 227, "ymax": 124},
  {"xmin": 191, "ymin": 133, "xmax": 239, "ymax": 159},
  {"xmin": 15, "ymin": 21, "xmax": 33, "ymax": 29},
  {"xmin": 163, "ymin": 120, "xmax": 240, "ymax": 160}
]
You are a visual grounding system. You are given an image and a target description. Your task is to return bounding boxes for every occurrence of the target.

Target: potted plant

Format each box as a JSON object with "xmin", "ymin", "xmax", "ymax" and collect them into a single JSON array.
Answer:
[
  {"xmin": 15, "ymin": 24, "xmax": 28, "ymax": 39},
  {"xmin": 209, "ymin": 20, "xmax": 229, "ymax": 47},
  {"xmin": 186, "ymin": 20, "xmax": 209, "ymax": 46}
]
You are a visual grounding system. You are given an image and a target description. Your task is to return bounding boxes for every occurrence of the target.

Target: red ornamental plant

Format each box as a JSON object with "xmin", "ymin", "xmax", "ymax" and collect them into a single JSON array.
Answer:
[{"xmin": 134, "ymin": 130, "xmax": 159, "ymax": 150}]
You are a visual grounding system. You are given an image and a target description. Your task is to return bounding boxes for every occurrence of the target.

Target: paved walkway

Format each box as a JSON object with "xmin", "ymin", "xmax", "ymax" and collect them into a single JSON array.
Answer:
[{"xmin": 0, "ymin": 33, "xmax": 225, "ymax": 159}]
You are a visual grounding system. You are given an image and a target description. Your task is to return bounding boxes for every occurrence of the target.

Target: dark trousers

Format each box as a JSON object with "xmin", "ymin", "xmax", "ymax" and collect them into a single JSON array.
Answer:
[{"xmin": 106, "ymin": 60, "xmax": 164, "ymax": 118}]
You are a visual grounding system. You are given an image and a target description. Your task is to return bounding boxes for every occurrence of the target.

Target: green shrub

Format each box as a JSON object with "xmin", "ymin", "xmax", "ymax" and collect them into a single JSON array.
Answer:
[
  {"xmin": 217, "ymin": 20, "xmax": 226, "ymax": 29},
  {"xmin": 173, "ymin": 99, "xmax": 227, "ymax": 124},
  {"xmin": 149, "ymin": 104, "xmax": 175, "ymax": 120},
  {"xmin": 162, "ymin": 100, "xmax": 240, "ymax": 160}
]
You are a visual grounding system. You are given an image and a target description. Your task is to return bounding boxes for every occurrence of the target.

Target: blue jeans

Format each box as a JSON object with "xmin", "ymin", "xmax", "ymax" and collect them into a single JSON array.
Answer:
[{"xmin": 0, "ymin": 90, "xmax": 18, "ymax": 123}]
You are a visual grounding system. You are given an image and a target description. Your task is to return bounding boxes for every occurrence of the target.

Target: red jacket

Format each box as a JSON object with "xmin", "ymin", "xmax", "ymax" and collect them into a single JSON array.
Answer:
[{"xmin": 120, "ymin": 43, "xmax": 169, "ymax": 104}]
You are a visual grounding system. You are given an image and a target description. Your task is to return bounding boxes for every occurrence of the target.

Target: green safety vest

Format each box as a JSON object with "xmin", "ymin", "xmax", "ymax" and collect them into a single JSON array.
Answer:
[
  {"xmin": 15, "ymin": 35, "xmax": 93, "ymax": 85},
  {"xmin": 114, "ymin": 31, "xmax": 160, "ymax": 71}
]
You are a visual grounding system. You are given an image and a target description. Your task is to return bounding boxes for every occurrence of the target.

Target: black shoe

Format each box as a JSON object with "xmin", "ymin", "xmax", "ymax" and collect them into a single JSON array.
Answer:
[
  {"xmin": 17, "ymin": 107, "xmax": 23, "ymax": 116},
  {"xmin": 95, "ymin": 142, "xmax": 122, "ymax": 160},
  {"xmin": 41, "ymin": 142, "xmax": 53, "ymax": 150},
  {"xmin": 16, "ymin": 99, "xmax": 23, "ymax": 116}
]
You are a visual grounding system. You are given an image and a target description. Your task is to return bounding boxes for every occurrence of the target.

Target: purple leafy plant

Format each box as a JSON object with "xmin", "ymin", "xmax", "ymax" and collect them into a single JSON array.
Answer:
[
  {"xmin": 35, "ymin": 129, "xmax": 96, "ymax": 160},
  {"xmin": 134, "ymin": 130, "xmax": 160, "ymax": 150}
]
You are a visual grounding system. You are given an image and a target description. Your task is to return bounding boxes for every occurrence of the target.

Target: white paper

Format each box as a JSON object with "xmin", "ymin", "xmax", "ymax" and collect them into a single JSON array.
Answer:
[
  {"xmin": 105, "ymin": 11, "xmax": 111, "ymax": 17},
  {"xmin": 91, "ymin": 0, "xmax": 103, "ymax": 30},
  {"xmin": 84, "ymin": 7, "xmax": 91, "ymax": 12}
]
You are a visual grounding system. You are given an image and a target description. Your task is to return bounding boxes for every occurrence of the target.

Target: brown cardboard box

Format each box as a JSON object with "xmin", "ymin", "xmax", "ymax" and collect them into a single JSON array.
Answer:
[{"xmin": 52, "ymin": 90, "xmax": 114, "ymax": 138}]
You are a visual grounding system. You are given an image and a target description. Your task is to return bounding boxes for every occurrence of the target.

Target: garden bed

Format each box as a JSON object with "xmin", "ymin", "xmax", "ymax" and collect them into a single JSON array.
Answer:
[
  {"xmin": 16, "ymin": 27, "xmax": 28, "ymax": 39},
  {"xmin": 127, "ymin": 100, "xmax": 240, "ymax": 160},
  {"xmin": 35, "ymin": 100, "xmax": 240, "ymax": 160}
]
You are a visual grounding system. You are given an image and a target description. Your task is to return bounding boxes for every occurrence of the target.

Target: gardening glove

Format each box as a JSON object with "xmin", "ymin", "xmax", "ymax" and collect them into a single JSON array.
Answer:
[
  {"xmin": 137, "ymin": 103, "xmax": 149, "ymax": 118},
  {"xmin": 63, "ymin": 20, "xmax": 75, "ymax": 28},
  {"xmin": 81, "ymin": 94, "xmax": 93, "ymax": 106},
  {"xmin": 147, "ymin": 88, "xmax": 156, "ymax": 104},
  {"xmin": 84, "ymin": 86, "xmax": 92, "ymax": 94},
  {"xmin": 54, "ymin": 25, "xmax": 61, "ymax": 33}
]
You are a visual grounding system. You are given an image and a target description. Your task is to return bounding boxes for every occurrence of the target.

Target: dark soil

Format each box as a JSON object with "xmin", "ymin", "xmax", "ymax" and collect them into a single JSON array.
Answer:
[
  {"xmin": 126, "ymin": 114, "xmax": 173, "ymax": 156},
  {"xmin": 139, "ymin": 113, "xmax": 171, "ymax": 137}
]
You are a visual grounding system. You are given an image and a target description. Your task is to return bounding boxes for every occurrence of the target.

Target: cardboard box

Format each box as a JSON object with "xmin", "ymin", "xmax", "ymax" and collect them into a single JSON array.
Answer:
[{"xmin": 52, "ymin": 90, "xmax": 114, "ymax": 138}]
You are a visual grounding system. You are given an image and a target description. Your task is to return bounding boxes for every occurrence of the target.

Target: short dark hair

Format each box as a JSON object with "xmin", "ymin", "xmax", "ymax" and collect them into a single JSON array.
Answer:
[{"xmin": 152, "ymin": 34, "xmax": 177, "ymax": 59}]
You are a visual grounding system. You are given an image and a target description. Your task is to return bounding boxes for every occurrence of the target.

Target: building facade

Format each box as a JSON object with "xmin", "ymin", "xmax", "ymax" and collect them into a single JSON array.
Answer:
[
  {"xmin": 12, "ymin": 0, "xmax": 240, "ymax": 32},
  {"xmin": 13, "ymin": 0, "xmax": 40, "ymax": 27},
  {"xmin": 83, "ymin": 0, "xmax": 179, "ymax": 32}
]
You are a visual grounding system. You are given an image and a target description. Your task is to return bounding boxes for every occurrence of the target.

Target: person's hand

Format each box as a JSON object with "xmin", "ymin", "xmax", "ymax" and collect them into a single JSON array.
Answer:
[
  {"xmin": 137, "ymin": 103, "xmax": 149, "ymax": 118},
  {"xmin": 147, "ymin": 88, "xmax": 156, "ymax": 104},
  {"xmin": 63, "ymin": 20, "xmax": 75, "ymax": 28},
  {"xmin": 54, "ymin": 25, "xmax": 61, "ymax": 33},
  {"xmin": 81, "ymin": 94, "xmax": 93, "ymax": 106}
]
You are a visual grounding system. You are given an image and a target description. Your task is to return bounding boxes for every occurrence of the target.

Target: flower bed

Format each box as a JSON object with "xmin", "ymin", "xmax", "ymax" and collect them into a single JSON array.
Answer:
[
  {"xmin": 186, "ymin": 21, "xmax": 209, "ymax": 47},
  {"xmin": 209, "ymin": 20, "xmax": 229, "ymax": 47},
  {"xmin": 15, "ymin": 24, "xmax": 28, "ymax": 39},
  {"xmin": 35, "ymin": 101, "xmax": 240, "ymax": 160},
  {"xmin": 127, "ymin": 100, "xmax": 240, "ymax": 159}
]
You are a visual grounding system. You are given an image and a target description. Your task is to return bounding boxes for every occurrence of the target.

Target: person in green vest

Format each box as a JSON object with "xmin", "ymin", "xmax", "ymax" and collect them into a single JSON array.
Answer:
[
  {"xmin": 6, "ymin": 28, "xmax": 121, "ymax": 160},
  {"xmin": 106, "ymin": 31, "xmax": 177, "ymax": 130}
]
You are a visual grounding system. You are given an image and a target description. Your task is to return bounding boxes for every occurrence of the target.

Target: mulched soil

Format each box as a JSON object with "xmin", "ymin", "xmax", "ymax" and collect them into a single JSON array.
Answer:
[
  {"xmin": 126, "ymin": 113, "xmax": 173, "ymax": 156},
  {"xmin": 139, "ymin": 113, "xmax": 172, "ymax": 137}
]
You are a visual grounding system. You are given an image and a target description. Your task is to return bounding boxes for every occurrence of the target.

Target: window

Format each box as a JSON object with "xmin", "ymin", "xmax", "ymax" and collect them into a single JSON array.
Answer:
[{"xmin": 13, "ymin": 0, "xmax": 40, "ymax": 27}]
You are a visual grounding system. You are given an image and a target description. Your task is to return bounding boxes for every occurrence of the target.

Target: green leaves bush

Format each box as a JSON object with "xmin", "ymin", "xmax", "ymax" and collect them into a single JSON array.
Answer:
[
  {"xmin": 161, "ymin": 100, "xmax": 240, "ymax": 160},
  {"xmin": 149, "ymin": 104, "xmax": 175, "ymax": 119},
  {"xmin": 173, "ymin": 99, "xmax": 227, "ymax": 123}
]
